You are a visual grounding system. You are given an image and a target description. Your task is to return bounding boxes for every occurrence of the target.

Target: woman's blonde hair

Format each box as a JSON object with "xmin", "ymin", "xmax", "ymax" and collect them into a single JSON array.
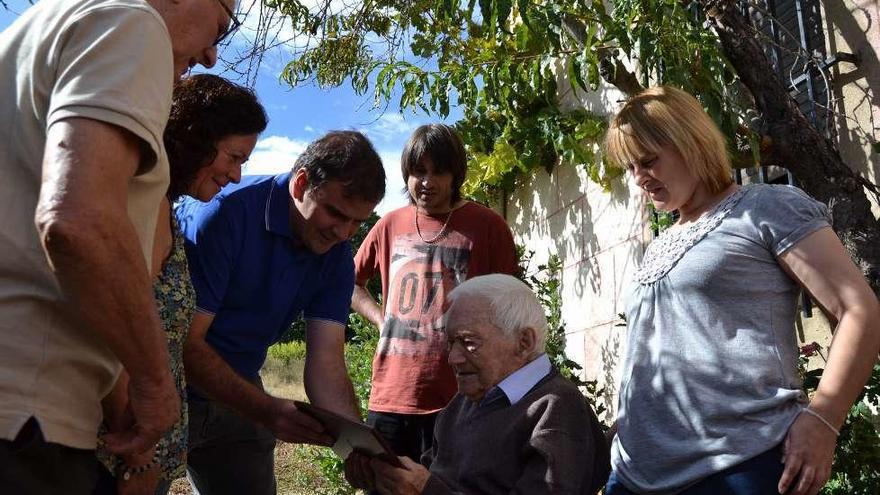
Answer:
[{"xmin": 604, "ymin": 86, "xmax": 733, "ymax": 194}]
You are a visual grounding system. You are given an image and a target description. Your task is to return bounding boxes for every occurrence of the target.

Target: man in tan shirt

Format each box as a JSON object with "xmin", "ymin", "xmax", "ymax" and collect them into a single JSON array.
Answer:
[{"xmin": 0, "ymin": 1, "xmax": 239, "ymax": 493}]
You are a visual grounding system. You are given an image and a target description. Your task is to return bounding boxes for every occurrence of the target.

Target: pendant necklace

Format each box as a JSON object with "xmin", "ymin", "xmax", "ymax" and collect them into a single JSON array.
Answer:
[{"xmin": 414, "ymin": 206, "xmax": 454, "ymax": 244}]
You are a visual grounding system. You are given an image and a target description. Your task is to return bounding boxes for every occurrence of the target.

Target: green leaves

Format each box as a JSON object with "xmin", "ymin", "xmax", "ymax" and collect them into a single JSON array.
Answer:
[
  {"xmin": 520, "ymin": 252, "xmax": 590, "ymax": 390},
  {"xmin": 478, "ymin": 0, "xmax": 513, "ymax": 36},
  {"xmin": 496, "ymin": 0, "xmax": 513, "ymax": 34}
]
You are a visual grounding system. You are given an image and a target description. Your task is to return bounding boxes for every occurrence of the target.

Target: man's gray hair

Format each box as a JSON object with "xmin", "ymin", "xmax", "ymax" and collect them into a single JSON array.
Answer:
[{"xmin": 448, "ymin": 274, "xmax": 548, "ymax": 351}]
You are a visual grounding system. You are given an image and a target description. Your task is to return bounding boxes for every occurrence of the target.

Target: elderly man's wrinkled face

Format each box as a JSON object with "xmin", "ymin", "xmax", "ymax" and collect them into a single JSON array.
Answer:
[
  {"xmin": 445, "ymin": 297, "xmax": 529, "ymax": 402},
  {"xmin": 164, "ymin": 0, "xmax": 238, "ymax": 78}
]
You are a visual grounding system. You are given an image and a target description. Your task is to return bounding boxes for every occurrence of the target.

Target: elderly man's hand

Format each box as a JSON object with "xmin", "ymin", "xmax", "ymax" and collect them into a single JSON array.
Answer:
[
  {"xmin": 344, "ymin": 451, "xmax": 376, "ymax": 490},
  {"xmin": 103, "ymin": 374, "xmax": 179, "ymax": 456},
  {"xmin": 371, "ymin": 456, "xmax": 430, "ymax": 495}
]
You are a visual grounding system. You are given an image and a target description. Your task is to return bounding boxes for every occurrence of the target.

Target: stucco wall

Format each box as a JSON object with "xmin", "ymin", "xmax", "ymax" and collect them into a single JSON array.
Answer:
[
  {"xmin": 505, "ymin": 149, "xmax": 647, "ymax": 420},
  {"xmin": 824, "ymin": 0, "xmax": 880, "ymax": 209}
]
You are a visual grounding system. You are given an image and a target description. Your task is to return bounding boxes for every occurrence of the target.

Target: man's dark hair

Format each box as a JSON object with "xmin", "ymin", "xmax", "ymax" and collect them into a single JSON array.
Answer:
[
  {"xmin": 293, "ymin": 131, "xmax": 386, "ymax": 203},
  {"xmin": 164, "ymin": 74, "xmax": 268, "ymax": 200},
  {"xmin": 400, "ymin": 124, "xmax": 467, "ymax": 204}
]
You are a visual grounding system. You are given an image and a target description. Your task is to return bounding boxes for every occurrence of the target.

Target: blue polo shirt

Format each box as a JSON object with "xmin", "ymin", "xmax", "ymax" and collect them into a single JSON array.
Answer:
[{"xmin": 176, "ymin": 173, "xmax": 354, "ymax": 389}]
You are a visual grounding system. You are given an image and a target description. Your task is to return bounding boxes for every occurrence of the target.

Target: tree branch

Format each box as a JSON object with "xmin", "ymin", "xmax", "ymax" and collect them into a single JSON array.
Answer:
[
  {"xmin": 701, "ymin": 0, "xmax": 880, "ymax": 294},
  {"xmin": 561, "ymin": 15, "xmax": 644, "ymax": 97},
  {"xmin": 597, "ymin": 51, "xmax": 644, "ymax": 96}
]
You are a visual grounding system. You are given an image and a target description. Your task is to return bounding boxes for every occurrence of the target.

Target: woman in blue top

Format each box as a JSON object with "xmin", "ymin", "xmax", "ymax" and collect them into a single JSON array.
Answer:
[
  {"xmin": 95, "ymin": 74, "xmax": 268, "ymax": 495},
  {"xmin": 603, "ymin": 86, "xmax": 879, "ymax": 495}
]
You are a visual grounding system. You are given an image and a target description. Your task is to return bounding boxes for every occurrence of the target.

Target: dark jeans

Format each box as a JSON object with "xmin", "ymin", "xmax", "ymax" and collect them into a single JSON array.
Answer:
[
  {"xmin": 606, "ymin": 445, "xmax": 786, "ymax": 495},
  {"xmin": 186, "ymin": 399, "xmax": 277, "ymax": 495},
  {"xmin": 0, "ymin": 417, "xmax": 99, "ymax": 495},
  {"xmin": 366, "ymin": 410, "xmax": 438, "ymax": 463}
]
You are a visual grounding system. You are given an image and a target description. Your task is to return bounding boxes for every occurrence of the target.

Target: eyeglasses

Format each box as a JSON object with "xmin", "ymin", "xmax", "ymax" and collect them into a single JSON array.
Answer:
[
  {"xmin": 445, "ymin": 335, "xmax": 482, "ymax": 356},
  {"xmin": 214, "ymin": 0, "xmax": 242, "ymax": 47}
]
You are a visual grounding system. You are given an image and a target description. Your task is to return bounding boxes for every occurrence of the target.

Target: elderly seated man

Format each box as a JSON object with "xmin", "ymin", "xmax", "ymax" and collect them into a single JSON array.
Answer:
[{"xmin": 346, "ymin": 273, "xmax": 610, "ymax": 495}]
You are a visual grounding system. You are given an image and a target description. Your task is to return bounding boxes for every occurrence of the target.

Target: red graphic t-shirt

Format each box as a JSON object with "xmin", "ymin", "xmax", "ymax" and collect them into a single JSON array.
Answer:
[{"xmin": 355, "ymin": 202, "xmax": 518, "ymax": 414}]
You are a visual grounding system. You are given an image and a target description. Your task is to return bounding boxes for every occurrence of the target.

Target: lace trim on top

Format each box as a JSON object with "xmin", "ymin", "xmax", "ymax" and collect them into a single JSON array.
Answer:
[{"xmin": 635, "ymin": 187, "xmax": 749, "ymax": 285}]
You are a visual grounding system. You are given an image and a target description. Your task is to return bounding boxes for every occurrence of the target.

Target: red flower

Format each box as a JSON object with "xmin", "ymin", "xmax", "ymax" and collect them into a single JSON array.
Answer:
[{"xmin": 800, "ymin": 342, "xmax": 821, "ymax": 357}]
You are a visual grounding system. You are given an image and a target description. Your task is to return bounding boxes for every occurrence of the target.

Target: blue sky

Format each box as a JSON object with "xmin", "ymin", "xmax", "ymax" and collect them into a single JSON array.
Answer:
[{"xmin": 0, "ymin": 1, "xmax": 460, "ymax": 215}]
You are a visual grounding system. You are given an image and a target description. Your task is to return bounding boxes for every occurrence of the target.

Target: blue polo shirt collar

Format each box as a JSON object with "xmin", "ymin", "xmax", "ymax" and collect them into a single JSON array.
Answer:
[{"xmin": 265, "ymin": 173, "xmax": 293, "ymax": 238}]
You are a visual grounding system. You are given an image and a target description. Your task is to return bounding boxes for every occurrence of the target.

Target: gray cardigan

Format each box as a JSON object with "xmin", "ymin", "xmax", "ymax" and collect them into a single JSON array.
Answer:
[{"xmin": 421, "ymin": 369, "xmax": 609, "ymax": 494}]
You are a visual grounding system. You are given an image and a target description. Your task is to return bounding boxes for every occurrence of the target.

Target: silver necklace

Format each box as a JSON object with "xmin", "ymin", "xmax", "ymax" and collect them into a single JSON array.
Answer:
[{"xmin": 414, "ymin": 206, "xmax": 454, "ymax": 244}]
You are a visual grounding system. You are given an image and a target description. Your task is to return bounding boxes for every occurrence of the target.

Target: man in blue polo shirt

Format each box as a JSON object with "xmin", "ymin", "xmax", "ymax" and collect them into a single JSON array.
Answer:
[{"xmin": 176, "ymin": 130, "xmax": 386, "ymax": 495}]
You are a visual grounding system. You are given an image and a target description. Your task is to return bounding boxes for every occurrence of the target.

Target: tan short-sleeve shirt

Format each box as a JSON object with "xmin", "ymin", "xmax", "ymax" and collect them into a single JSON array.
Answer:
[{"xmin": 0, "ymin": 0, "xmax": 172, "ymax": 449}]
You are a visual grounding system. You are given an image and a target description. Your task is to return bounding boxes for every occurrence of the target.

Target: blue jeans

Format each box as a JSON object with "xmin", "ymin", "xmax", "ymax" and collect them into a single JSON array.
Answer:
[{"xmin": 606, "ymin": 445, "xmax": 786, "ymax": 495}]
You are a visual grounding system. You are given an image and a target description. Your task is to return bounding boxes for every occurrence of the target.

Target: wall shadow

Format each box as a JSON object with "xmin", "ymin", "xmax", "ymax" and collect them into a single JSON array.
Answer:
[{"xmin": 824, "ymin": 0, "xmax": 880, "ymax": 181}]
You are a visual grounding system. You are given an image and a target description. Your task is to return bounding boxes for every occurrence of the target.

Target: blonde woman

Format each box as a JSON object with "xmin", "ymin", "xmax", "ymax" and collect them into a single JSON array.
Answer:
[{"xmin": 603, "ymin": 86, "xmax": 879, "ymax": 495}]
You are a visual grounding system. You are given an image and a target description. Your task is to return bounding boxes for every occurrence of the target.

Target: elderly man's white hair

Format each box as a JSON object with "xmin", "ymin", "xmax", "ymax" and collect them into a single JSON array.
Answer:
[{"xmin": 448, "ymin": 274, "xmax": 548, "ymax": 352}]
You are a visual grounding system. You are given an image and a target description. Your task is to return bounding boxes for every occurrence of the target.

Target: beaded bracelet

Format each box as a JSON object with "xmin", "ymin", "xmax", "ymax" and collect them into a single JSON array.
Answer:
[
  {"xmin": 800, "ymin": 407, "xmax": 840, "ymax": 437},
  {"xmin": 118, "ymin": 451, "xmax": 161, "ymax": 481}
]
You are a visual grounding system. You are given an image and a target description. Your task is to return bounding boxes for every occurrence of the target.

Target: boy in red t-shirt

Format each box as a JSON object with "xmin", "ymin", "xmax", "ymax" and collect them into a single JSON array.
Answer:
[{"xmin": 352, "ymin": 124, "xmax": 518, "ymax": 461}]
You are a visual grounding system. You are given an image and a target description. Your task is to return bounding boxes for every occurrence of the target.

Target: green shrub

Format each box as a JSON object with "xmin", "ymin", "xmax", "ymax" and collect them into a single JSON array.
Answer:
[
  {"xmin": 309, "ymin": 312, "xmax": 380, "ymax": 495},
  {"xmin": 306, "ymin": 445, "xmax": 352, "ymax": 495},
  {"xmin": 822, "ymin": 362, "xmax": 880, "ymax": 494},
  {"xmin": 524, "ymin": 254, "xmax": 584, "ymax": 384},
  {"xmin": 267, "ymin": 340, "xmax": 307, "ymax": 364},
  {"xmin": 345, "ymin": 312, "xmax": 380, "ymax": 416},
  {"xmin": 518, "ymin": 249, "xmax": 606, "ymax": 419}
]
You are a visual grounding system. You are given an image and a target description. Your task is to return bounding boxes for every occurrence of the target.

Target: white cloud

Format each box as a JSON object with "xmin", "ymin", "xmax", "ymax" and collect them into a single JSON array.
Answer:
[
  {"xmin": 376, "ymin": 150, "xmax": 409, "ymax": 216},
  {"xmin": 363, "ymin": 113, "xmax": 421, "ymax": 143},
  {"xmin": 244, "ymin": 136, "xmax": 409, "ymax": 217},
  {"xmin": 244, "ymin": 135, "xmax": 308, "ymax": 175},
  {"xmin": 304, "ymin": 125, "xmax": 315, "ymax": 133}
]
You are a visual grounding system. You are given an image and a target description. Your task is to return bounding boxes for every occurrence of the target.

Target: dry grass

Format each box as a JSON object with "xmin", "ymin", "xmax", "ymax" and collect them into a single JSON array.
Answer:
[
  {"xmin": 260, "ymin": 355, "xmax": 308, "ymax": 402},
  {"xmin": 169, "ymin": 357, "xmax": 344, "ymax": 494}
]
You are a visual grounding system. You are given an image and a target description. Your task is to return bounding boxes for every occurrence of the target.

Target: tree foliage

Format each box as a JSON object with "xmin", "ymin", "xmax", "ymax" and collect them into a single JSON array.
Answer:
[
  {"xmin": 256, "ymin": 0, "xmax": 758, "ymax": 192},
  {"xmin": 266, "ymin": 0, "xmax": 655, "ymax": 200}
]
